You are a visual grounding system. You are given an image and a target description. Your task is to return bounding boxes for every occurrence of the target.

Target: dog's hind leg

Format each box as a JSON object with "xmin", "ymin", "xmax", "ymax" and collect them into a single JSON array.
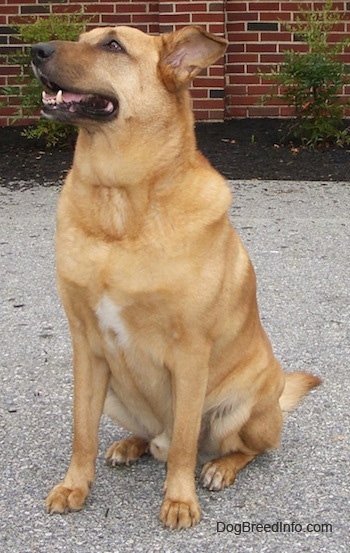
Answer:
[
  {"xmin": 201, "ymin": 451, "xmax": 256, "ymax": 490},
  {"xmin": 201, "ymin": 399, "xmax": 283, "ymax": 491},
  {"xmin": 105, "ymin": 437, "xmax": 149, "ymax": 466}
]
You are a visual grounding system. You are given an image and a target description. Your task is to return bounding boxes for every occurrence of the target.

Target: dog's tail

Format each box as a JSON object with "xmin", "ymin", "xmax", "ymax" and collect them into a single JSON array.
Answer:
[{"xmin": 279, "ymin": 372, "xmax": 322, "ymax": 412}]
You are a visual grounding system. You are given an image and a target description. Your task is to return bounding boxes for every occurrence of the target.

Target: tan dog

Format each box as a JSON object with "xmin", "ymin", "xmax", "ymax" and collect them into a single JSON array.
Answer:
[{"xmin": 31, "ymin": 25, "xmax": 321, "ymax": 530}]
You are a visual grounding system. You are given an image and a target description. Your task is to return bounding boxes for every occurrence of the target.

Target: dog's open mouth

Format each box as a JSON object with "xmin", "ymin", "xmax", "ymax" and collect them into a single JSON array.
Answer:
[
  {"xmin": 37, "ymin": 71, "xmax": 118, "ymax": 122},
  {"xmin": 42, "ymin": 89, "xmax": 116, "ymax": 117}
]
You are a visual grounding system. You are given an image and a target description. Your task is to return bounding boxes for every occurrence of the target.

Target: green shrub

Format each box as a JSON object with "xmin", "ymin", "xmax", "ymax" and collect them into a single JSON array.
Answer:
[
  {"xmin": 1, "ymin": 9, "xmax": 92, "ymax": 148},
  {"xmin": 261, "ymin": 0, "xmax": 350, "ymax": 148}
]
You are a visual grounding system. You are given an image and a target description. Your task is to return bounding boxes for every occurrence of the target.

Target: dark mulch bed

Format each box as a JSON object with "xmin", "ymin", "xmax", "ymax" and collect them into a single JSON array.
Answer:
[{"xmin": 1, "ymin": 119, "xmax": 350, "ymax": 185}]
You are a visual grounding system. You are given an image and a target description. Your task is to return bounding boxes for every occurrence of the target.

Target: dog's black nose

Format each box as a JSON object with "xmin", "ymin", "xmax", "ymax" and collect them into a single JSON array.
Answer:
[{"xmin": 31, "ymin": 42, "xmax": 56, "ymax": 65}]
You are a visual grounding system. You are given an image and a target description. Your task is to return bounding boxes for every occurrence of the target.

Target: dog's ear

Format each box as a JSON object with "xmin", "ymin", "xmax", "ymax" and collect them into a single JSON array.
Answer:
[{"xmin": 159, "ymin": 26, "xmax": 227, "ymax": 91}]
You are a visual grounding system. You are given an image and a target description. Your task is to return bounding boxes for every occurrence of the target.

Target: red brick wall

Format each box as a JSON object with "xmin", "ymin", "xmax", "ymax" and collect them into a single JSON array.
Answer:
[
  {"xmin": 1, "ymin": 0, "xmax": 350, "ymax": 126},
  {"xmin": 225, "ymin": 1, "xmax": 350, "ymax": 118}
]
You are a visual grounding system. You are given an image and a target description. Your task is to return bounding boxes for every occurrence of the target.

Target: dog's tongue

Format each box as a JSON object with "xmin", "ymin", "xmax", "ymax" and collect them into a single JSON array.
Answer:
[{"xmin": 62, "ymin": 91, "xmax": 86, "ymax": 103}]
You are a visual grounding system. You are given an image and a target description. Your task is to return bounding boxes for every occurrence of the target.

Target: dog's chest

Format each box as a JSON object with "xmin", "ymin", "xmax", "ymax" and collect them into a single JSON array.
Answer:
[{"xmin": 95, "ymin": 294, "xmax": 129, "ymax": 349}]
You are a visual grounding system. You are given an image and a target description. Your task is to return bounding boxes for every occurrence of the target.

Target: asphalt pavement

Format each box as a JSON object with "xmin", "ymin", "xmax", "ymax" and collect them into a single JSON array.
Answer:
[{"xmin": 0, "ymin": 179, "xmax": 349, "ymax": 553}]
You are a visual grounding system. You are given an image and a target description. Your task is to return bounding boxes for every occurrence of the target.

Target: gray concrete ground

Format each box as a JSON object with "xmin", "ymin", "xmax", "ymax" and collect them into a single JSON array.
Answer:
[{"xmin": 0, "ymin": 180, "xmax": 349, "ymax": 553}]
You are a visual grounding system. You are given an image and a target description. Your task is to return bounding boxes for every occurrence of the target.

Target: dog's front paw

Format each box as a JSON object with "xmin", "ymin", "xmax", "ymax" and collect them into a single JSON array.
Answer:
[
  {"xmin": 46, "ymin": 483, "xmax": 88, "ymax": 514},
  {"xmin": 160, "ymin": 497, "xmax": 201, "ymax": 530}
]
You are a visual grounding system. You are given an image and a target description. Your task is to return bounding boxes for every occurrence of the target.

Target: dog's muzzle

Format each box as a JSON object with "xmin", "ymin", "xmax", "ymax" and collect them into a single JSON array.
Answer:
[{"xmin": 31, "ymin": 42, "xmax": 118, "ymax": 123}]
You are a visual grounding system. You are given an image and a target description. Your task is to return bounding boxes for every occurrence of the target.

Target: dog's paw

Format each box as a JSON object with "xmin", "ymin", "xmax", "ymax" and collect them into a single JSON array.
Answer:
[
  {"xmin": 46, "ymin": 483, "xmax": 88, "ymax": 514},
  {"xmin": 200, "ymin": 460, "xmax": 237, "ymax": 491},
  {"xmin": 160, "ymin": 497, "xmax": 201, "ymax": 530},
  {"xmin": 105, "ymin": 437, "xmax": 149, "ymax": 466}
]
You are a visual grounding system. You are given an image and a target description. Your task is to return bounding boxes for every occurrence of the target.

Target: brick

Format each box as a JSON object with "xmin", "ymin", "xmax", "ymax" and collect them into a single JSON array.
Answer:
[
  {"xmin": 176, "ymin": 3, "xmax": 207, "ymax": 12},
  {"xmin": 85, "ymin": 4, "xmax": 115, "ymax": 14},
  {"xmin": 226, "ymin": 64, "xmax": 246, "ymax": 74},
  {"xmin": 195, "ymin": 111, "xmax": 210, "ymax": 120},
  {"xmin": 192, "ymin": 13, "xmax": 224, "ymax": 23},
  {"xmin": 0, "ymin": 45, "xmax": 22, "ymax": 55},
  {"xmin": 280, "ymin": 106, "xmax": 296, "ymax": 117},
  {"xmin": 0, "ymin": 65, "xmax": 21, "ymax": 75},
  {"xmin": 226, "ymin": 106, "xmax": 248, "ymax": 118},
  {"xmin": 0, "ymin": 7, "xmax": 20, "ymax": 14},
  {"xmin": 207, "ymin": 24, "xmax": 226, "ymax": 34},
  {"xmin": 190, "ymin": 88, "xmax": 208, "ymax": 98},
  {"xmin": 6, "ymin": 0, "xmax": 37, "ymax": 4},
  {"xmin": 115, "ymin": 4, "xmax": 147, "ymax": 14},
  {"xmin": 229, "ymin": 32, "xmax": 259, "ymax": 42},
  {"xmin": 234, "ymin": 95, "xmax": 260, "ymax": 106},
  {"xmin": 51, "ymin": 5, "xmax": 83, "ymax": 14},
  {"xmin": 161, "ymin": 4, "xmax": 174, "ymax": 12},
  {"xmin": 261, "ymin": 32, "xmax": 292, "ymax": 42},
  {"xmin": 226, "ymin": 2, "xmax": 249, "ymax": 12},
  {"xmin": 156, "ymin": 14, "xmax": 191, "ymax": 23},
  {"xmin": 248, "ymin": 85, "xmax": 273, "ymax": 95},
  {"xmin": 229, "ymin": 74, "xmax": 260, "ymax": 85},
  {"xmin": 260, "ymin": 12, "xmax": 286, "ymax": 22},
  {"xmin": 328, "ymin": 32, "xmax": 347, "ymax": 42},
  {"xmin": 0, "ymin": 106, "xmax": 17, "ymax": 116},
  {"xmin": 225, "ymin": 22, "xmax": 245, "ymax": 32},
  {"xmin": 226, "ymin": 85, "xmax": 247, "ymax": 95},
  {"xmin": 280, "ymin": 3, "xmax": 302, "ymax": 11},
  {"xmin": 227, "ymin": 11, "xmax": 257, "ymax": 22},
  {"xmin": 279, "ymin": 43, "xmax": 308, "ymax": 53},
  {"xmin": 193, "ymin": 99, "xmax": 224, "ymax": 109},
  {"xmin": 248, "ymin": 106, "xmax": 280, "ymax": 117},
  {"xmin": 227, "ymin": 43, "xmax": 244, "ymax": 53},
  {"xmin": 148, "ymin": 3, "xmax": 159, "ymax": 13},
  {"xmin": 209, "ymin": 3, "xmax": 225, "ymax": 12},
  {"xmin": 209, "ymin": 66, "xmax": 225, "ymax": 77},
  {"xmin": 246, "ymin": 43, "xmax": 277, "ymax": 53},
  {"xmin": 260, "ymin": 53, "xmax": 284, "ymax": 63},
  {"xmin": 248, "ymin": 2, "xmax": 280, "ymax": 10},
  {"xmin": 195, "ymin": 77, "xmax": 225, "ymax": 88},
  {"xmin": 247, "ymin": 22, "xmax": 279, "ymax": 31},
  {"xmin": 0, "ymin": 26, "xmax": 19, "ymax": 35},
  {"xmin": 247, "ymin": 63, "xmax": 272, "ymax": 73},
  {"xmin": 210, "ymin": 89, "xmax": 225, "ymax": 98},
  {"xmin": 21, "ymin": 5, "xmax": 50, "ymax": 15},
  {"xmin": 101, "ymin": 14, "xmax": 132, "ymax": 25},
  {"xmin": 210, "ymin": 111, "xmax": 225, "ymax": 120},
  {"xmin": 274, "ymin": 12, "xmax": 292, "ymax": 22}
]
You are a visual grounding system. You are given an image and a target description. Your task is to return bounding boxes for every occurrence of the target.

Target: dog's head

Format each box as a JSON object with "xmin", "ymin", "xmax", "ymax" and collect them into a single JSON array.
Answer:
[{"xmin": 31, "ymin": 25, "xmax": 227, "ymax": 127}]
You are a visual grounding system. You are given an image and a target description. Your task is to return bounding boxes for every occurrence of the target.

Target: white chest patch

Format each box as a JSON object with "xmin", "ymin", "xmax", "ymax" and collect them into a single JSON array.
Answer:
[{"xmin": 95, "ymin": 294, "xmax": 129, "ymax": 349}]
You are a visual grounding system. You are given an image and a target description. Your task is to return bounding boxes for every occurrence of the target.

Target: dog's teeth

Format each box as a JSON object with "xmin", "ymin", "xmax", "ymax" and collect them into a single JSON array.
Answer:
[
  {"xmin": 42, "ymin": 91, "xmax": 55, "ymax": 105},
  {"xmin": 56, "ymin": 90, "xmax": 63, "ymax": 104}
]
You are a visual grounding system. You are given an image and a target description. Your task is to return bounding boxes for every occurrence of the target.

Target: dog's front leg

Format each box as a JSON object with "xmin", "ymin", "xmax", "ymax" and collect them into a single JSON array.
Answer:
[
  {"xmin": 46, "ymin": 331, "xmax": 110, "ymax": 514},
  {"xmin": 160, "ymin": 345, "xmax": 210, "ymax": 530}
]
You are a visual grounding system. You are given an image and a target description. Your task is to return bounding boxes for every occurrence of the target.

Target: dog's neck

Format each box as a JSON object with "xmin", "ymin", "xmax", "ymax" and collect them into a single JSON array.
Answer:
[
  {"xmin": 63, "ymin": 101, "xmax": 223, "ymax": 240},
  {"xmin": 71, "ymin": 91, "xmax": 197, "ymax": 190}
]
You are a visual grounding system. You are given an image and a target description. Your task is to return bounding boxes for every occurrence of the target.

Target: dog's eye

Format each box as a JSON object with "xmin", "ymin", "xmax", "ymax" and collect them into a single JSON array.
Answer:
[{"xmin": 105, "ymin": 40, "xmax": 123, "ymax": 52}]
